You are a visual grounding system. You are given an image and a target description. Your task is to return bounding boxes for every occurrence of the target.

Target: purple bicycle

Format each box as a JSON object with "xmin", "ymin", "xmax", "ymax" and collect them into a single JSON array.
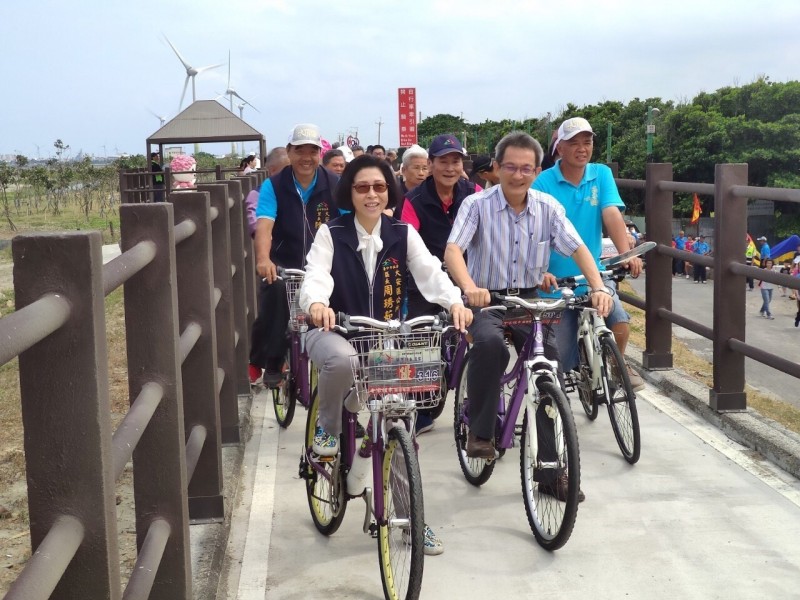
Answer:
[
  {"xmin": 299, "ymin": 313, "xmax": 448, "ymax": 600},
  {"xmin": 270, "ymin": 267, "xmax": 316, "ymax": 428},
  {"xmin": 452, "ymin": 293, "xmax": 581, "ymax": 550}
]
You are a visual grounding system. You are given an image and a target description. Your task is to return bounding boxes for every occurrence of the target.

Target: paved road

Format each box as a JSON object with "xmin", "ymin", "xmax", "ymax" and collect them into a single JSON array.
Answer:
[
  {"xmin": 223, "ymin": 384, "xmax": 800, "ymax": 599},
  {"xmin": 628, "ymin": 273, "xmax": 800, "ymax": 410}
]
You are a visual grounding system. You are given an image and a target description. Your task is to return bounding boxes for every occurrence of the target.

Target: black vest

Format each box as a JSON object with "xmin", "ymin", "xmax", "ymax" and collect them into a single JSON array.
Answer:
[
  {"xmin": 405, "ymin": 176, "xmax": 476, "ymax": 260},
  {"xmin": 327, "ymin": 214, "xmax": 408, "ymax": 321},
  {"xmin": 270, "ymin": 166, "xmax": 339, "ymax": 269}
]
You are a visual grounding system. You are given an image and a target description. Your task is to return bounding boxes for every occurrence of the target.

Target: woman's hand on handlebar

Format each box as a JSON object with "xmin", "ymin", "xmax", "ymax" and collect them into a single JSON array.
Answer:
[
  {"xmin": 463, "ymin": 286, "xmax": 491, "ymax": 308},
  {"xmin": 449, "ymin": 303, "xmax": 473, "ymax": 332},
  {"xmin": 309, "ymin": 302, "xmax": 336, "ymax": 331}
]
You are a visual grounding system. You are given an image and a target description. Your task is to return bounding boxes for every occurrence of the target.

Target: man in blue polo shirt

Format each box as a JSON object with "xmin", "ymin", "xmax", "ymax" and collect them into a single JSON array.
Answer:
[
  {"xmin": 532, "ymin": 117, "xmax": 644, "ymax": 391},
  {"xmin": 249, "ymin": 123, "xmax": 340, "ymax": 386}
]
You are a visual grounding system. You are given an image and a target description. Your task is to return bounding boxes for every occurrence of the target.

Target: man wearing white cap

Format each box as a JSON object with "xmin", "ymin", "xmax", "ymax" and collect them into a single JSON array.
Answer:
[
  {"xmin": 249, "ymin": 123, "xmax": 341, "ymax": 386},
  {"xmin": 532, "ymin": 117, "xmax": 645, "ymax": 391}
]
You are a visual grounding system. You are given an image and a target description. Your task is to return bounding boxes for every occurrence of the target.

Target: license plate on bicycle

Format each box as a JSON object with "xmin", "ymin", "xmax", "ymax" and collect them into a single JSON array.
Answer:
[{"xmin": 367, "ymin": 348, "xmax": 441, "ymax": 394}]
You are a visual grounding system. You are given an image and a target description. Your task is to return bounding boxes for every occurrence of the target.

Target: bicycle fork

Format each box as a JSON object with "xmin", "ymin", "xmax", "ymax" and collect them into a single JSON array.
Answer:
[{"xmin": 524, "ymin": 362, "xmax": 565, "ymax": 472}]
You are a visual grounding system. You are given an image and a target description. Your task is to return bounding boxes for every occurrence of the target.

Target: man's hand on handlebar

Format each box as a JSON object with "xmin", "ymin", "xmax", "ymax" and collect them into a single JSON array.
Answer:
[
  {"xmin": 590, "ymin": 289, "xmax": 613, "ymax": 317},
  {"xmin": 310, "ymin": 302, "xmax": 336, "ymax": 331},
  {"xmin": 463, "ymin": 286, "xmax": 491, "ymax": 308},
  {"xmin": 539, "ymin": 272, "xmax": 557, "ymax": 293},
  {"xmin": 450, "ymin": 303, "xmax": 473, "ymax": 332},
  {"xmin": 257, "ymin": 258, "xmax": 278, "ymax": 284},
  {"xmin": 625, "ymin": 256, "xmax": 643, "ymax": 278}
]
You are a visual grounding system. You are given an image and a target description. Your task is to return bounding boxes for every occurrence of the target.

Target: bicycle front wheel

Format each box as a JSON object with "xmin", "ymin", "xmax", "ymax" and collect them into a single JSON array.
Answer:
[
  {"xmin": 378, "ymin": 425, "xmax": 424, "ymax": 600},
  {"xmin": 520, "ymin": 379, "xmax": 580, "ymax": 551},
  {"xmin": 303, "ymin": 388, "xmax": 347, "ymax": 535},
  {"xmin": 453, "ymin": 351, "xmax": 496, "ymax": 486},
  {"xmin": 600, "ymin": 335, "xmax": 641, "ymax": 464}
]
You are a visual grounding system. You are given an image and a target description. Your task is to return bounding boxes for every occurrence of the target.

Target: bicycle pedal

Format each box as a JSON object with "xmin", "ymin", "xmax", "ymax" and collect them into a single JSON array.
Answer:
[{"xmin": 368, "ymin": 521, "xmax": 378, "ymax": 538}]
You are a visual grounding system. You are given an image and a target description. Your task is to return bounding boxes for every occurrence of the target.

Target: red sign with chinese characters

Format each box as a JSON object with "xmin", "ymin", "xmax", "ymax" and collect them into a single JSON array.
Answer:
[{"xmin": 398, "ymin": 88, "xmax": 417, "ymax": 147}]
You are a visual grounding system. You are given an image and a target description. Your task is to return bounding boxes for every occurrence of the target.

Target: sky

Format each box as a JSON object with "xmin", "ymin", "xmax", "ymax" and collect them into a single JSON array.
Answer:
[{"xmin": 1, "ymin": 0, "xmax": 799, "ymax": 160}]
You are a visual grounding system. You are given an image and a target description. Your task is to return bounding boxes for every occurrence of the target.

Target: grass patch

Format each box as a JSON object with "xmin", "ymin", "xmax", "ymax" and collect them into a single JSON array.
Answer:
[{"xmin": 621, "ymin": 280, "xmax": 800, "ymax": 434}]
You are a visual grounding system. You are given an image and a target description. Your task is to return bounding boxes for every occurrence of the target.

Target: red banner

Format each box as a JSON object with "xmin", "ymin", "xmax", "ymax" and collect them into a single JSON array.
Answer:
[{"xmin": 398, "ymin": 88, "xmax": 417, "ymax": 147}]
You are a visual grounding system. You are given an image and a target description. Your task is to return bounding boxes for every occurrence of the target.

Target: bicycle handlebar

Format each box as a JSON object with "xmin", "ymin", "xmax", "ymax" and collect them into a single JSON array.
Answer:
[
  {"xmin": 488, "ymin": 292, "xmax": 570, "ymax": 314},
  {"xmin": 276, "ymin": 266, "xmax": 306, "ymax": 280},
  {"xmin": 332, "ymin": 312, "xmax": 451, "ymax": 335}
]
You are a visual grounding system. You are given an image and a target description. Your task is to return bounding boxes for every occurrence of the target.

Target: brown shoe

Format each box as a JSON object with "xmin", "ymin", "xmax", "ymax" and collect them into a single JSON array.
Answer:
[
  {"xmin": 466, "ymin": 431, "xmax": 496, "ymax": 460},
  {"xmin": 538, "ymin": 473, "xmax": 586, "ymax": 503},
  {"xmin": 626, "ymin": 365, "xmax": 645, "ymax": 392}
]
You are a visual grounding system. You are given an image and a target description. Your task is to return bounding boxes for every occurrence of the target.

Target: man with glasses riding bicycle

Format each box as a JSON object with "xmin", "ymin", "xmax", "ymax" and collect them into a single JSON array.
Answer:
[
  {"xmin": 444, "ymin": 131, "xmax": 611, "ymax": 492},
  {"xmin": 532, "ymin": 117, "xmax": 644, "ymax": 392}
]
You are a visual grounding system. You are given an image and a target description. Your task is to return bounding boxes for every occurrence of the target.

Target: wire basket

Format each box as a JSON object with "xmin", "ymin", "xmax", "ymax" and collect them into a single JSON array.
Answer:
[
  {"xmin": 283, "ymin": 276, "xmax": 304, "ymax": 330},
  {"xmin": 348, "ymin": 330, "xmax": 444, "ymax": 414}
]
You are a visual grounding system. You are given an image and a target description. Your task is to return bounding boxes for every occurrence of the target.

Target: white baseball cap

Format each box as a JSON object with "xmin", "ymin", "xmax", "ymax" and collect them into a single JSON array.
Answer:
[
  {"xmin": 287, "ymin": 123, "xmax": 323, "ymax": 148},
  {"xmin": 554, "ymin": 117, "xmax": 595, "ymax": 152}
]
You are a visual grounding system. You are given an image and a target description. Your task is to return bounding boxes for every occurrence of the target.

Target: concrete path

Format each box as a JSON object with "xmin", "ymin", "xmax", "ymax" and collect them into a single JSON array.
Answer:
[{"xmin": 223, "ymin": 382, "xmax": 800, "ymax": 599}]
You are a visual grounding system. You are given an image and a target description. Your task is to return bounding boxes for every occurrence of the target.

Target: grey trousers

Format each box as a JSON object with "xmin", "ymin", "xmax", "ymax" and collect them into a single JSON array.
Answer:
[{"xmin": 306, "ymin": 328, "xmax": 358, "ymax": 436}]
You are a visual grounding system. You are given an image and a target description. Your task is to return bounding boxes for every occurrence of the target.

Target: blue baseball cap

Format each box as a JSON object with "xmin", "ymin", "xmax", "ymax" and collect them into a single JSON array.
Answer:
[{"xmin": 428, "ymin": 134, "xmax": 465, "ymax": 157}]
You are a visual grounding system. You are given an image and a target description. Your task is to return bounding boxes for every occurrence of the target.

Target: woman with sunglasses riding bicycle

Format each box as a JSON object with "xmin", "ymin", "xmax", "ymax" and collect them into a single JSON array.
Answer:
[{"xmin": 298, "ymin": 153, "xmax": 472, "ymax": 555}]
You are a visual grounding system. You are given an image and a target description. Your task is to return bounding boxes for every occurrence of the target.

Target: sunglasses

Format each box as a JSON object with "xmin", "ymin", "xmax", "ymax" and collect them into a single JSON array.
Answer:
[{"xmin": 352, "ymin": 182, "xmax": 388, "ymax": 194}]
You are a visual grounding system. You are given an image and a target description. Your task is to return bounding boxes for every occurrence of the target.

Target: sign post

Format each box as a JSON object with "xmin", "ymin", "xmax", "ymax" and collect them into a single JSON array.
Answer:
[{"xmin": 398, "ymin": 88, "xmax": 417, "ymax": 147}]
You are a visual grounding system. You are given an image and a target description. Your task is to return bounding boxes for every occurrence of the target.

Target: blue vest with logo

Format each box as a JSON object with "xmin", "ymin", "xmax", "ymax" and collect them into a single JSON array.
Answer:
[
  {"xmin": 327, "ymin": 214, "xmax": 408, "ymax": 321},
  {"xmin": 270, "ymin": 166, "xmax": 339, "ymax": 268}
]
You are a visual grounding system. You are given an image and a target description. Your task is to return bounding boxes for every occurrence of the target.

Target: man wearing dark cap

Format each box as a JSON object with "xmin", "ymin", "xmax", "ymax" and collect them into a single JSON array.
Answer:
[
  {"xmin": 400, "ymin": 133, "xmax": 480, "ymax": 433},
  {"xmin": 249, "ymin": 123, "xmax": 340, "ymax": 386},
  {"xmin": 470, "ymin": 155, "xmax": 498, "ymax": 188}
]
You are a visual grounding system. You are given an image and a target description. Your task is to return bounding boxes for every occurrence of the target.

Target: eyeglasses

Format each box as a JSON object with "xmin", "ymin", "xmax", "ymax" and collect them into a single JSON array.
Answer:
[
  {"xmin": 352, "ymin": 181, "xmax": 388, "ymax": 194},
  {"xmin": 499, "ymin": 163, "xmax": 536, "ymax": 176}
]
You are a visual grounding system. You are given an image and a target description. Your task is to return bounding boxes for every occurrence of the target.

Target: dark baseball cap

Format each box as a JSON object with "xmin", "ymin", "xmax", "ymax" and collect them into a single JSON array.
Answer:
[
  {"xmin": 469, "ymin": 155, "xmax": 492, "ymax": 177},
  {"xmin": 428, "ymin": 134, "xmax": 466, "ymax": 157}
]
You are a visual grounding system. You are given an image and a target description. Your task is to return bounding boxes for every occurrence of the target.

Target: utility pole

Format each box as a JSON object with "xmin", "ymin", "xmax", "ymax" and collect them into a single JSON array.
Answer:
[{"xmin": 376, "ymin": 117, "xmax": 383, "ymax": 145}]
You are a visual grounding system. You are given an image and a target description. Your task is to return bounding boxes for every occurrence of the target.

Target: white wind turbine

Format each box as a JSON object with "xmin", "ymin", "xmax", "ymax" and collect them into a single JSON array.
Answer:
[
  {"xmin": 147, "ymin": 108, "xmax": 167, "ymax": 127},
  {"xmin": 164, "ymin": 35, "xmax": 224, "ymax": 112},
  {"xmin": 222, "ymin": 51, "xmax": 258, "ymax": 113}
]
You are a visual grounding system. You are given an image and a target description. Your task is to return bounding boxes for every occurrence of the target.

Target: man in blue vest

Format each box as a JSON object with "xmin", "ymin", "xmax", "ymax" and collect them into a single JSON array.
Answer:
[{"xmin": 249, "ymin": 123, "xmax": 340, "ymax": 386}]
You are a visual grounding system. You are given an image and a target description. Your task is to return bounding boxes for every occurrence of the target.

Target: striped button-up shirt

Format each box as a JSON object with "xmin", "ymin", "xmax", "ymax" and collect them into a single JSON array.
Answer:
[{"xmin": 447, "ymin": 186, "xmax": 584, "ymax": 290}]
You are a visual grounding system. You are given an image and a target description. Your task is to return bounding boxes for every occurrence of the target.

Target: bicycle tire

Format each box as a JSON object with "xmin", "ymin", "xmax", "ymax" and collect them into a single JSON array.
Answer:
[
  {"xmin": 453, "ymin": 351, "xmax": 496, "ymax": 486},
  {"xmin": 378, "ymin": 425, "xmax": 425, "ymax": 600},
  {"xmin": 272, "ymin": 348, "xmax": 297, "ymax": 428},
  {"xmin": 520, "ymin": 379, "xmax": 580, "ymax": 551},
  {"xmin": 600, "ymin": 335, "xmax": 641, "ymax": 464},
  {"xmin": 303, "ymin": 388, "xmax": 347, "ymax": 535},
  {"xmin": 576, "ymin": 336, "xmax": 599, "ymax": 421}
]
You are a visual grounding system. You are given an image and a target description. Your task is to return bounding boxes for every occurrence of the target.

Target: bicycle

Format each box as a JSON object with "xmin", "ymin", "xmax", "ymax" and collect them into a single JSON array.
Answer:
[
  {"xmin": 269, "ymin": 267, "xmax": 316, "ymax": 428},
  {"xmin": 452, "ymin": 293, "xmax": 581, "ymax": 550},
  {"xmin": 299, "ymin": 313, "xmax": 447, "ymax": 600},
  {"xmin": 562, "ymin": 242, "xmax": 655, "ymax": 465}
]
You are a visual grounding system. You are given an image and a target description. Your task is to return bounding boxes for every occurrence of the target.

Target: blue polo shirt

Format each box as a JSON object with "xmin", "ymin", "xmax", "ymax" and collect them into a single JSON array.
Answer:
[
  {"xmin": 675, "ymin": 235, "xmax": 688, "ymax": 250},
  {"xmin": 693, "ymin": 241, "xmax": 710, "ymax": 255},
  {"xmin": 255, "ymin": 170, "xmax": 319, "ymax": 220},
  {"xmin": 532, "ymin": 161, "xmax": 624, "ymax": 278}
]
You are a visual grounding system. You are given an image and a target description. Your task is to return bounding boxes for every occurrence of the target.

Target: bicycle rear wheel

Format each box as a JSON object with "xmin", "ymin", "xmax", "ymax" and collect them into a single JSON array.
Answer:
[
  {"xmin": 303, "ymin": 389, "xmax": 347, "ymax": 535},
  {"xmin": 600, "ymin": 335, "xmax": 641, "ymax": 464},
  {"xmin": 272, "ymin": 348, "xmax": 297, "ymax": 428},
  {"xmin": 576, "ymin": 337, "xmax": 599, "ymax": 420},
  {"xmin": 520, "ymin": 379, "xmax": 580, "ymax": 551},
  {"xmin": 378, "ymin": 425, "xmax": 424, "ymax": 600},
  {"xmin": 453, "ymin": 351, "xmax": 496, "ymax": 486}
]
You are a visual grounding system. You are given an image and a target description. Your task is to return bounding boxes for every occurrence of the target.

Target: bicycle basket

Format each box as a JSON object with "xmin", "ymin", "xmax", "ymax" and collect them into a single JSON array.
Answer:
[
  {"xmin": 349, "ymin": 330, "xmax": 444, "ymax": 413},
  {"xmin": 284, "ymin": 276, "xmax": 304, "ymax": 330}
]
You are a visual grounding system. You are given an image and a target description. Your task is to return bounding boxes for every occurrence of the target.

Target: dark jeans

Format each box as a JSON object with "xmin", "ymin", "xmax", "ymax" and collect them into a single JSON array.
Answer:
[
  {"xmin": 694, "ymin": 265, "xmax": 707, "ymax": 282},
  {"xmin": 466, "ymin": 308, "xmax": 559, "ymax": 441},
  {"xmin": 249, "ymin": 278, "xmax": 289, "ymax": 369},
  {"xmin": 672, "ymin": 258, "xmax": 684, "ymax": 276}
]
